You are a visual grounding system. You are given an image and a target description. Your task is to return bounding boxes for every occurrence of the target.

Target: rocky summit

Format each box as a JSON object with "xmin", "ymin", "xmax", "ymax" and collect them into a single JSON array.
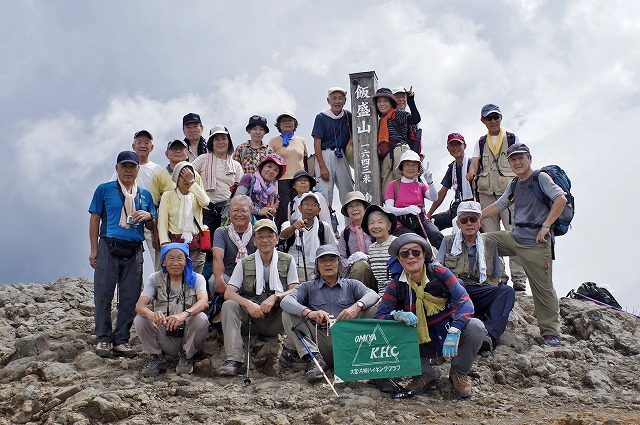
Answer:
[{"xmin": 0, "ymin": 277, "xmax": 639, "ymax": 425}]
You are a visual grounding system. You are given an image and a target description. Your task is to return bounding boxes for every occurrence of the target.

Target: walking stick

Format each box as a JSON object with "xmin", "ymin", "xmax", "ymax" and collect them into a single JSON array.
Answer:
[
  {"xmin": 292, "ymin": 327, "xmax": 341, "ymax": 402},
  {"xmin": 244, "ymin": 318, "xmax": 252, "ymax": 386},
  {"xmin": 298, "ymin": 230, "xmax": 308, "ymax": 281}
]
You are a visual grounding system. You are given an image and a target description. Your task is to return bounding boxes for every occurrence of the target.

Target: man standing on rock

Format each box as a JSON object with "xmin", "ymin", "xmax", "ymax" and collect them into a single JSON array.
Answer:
[
  {"xmin": 218, "ymin": 219, "xmax": 299, "ymax": 376},
  {"xmin": 89, "ymin": 151, "xmax": 157, "ymax": 358},
  {"xmin": 482, "ymin": 143, "xmax": 567, "ymax": 347}
]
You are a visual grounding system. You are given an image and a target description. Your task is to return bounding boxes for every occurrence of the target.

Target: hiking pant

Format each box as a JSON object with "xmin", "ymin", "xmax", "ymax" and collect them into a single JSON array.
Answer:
[
  {"xmin": 347, "ymin": 260, "xmax": 376, "ymax": 292},
  {"xmin": 418, "ymin": 318, "xmax": 486, "ymax": 377},
  {"xmin": 221, "ymin": 300, "xmax": 290, "ymax": 362},
  {"xmin": 485, "ymin": 231, "xmax": 560, "ymax": 336},
  {"xmin": 282, "ymin": 307, "xmax": 377, "ymax": 367},
  {"xmin": 394, "ymin": 212, "xmax": 444, "ymax": 249},
  {"xmin": 381, "ymin": 144, "xmax": 410, "ymax": 195},
  {"xmin": 464, "ymin": 284, "xmax": 515, "ymax": 342},
  {"xmin": 478, "ymin": 192, "xmax": 527, "ymax": 285},
  {"xmin": 93, "ymin": 238, "xmax": 143, "ymax": 346},
  {"xmin": 315, "ymin": 150, "xmax": 354, "ymax": 209},
  {"xmin": 134, "ymin": 312, "xmax": 209, "ymax": 359}
]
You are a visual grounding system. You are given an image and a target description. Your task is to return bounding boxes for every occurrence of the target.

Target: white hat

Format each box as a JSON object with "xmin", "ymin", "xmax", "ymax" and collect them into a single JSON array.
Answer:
[
  {"xmin": 456, "ymin": 201, "xmax": 482, "ymax": 218},
  {"xmin": 395, "ymin": 150, "xmax": 424, "ymax": 175},
  {"xmin": 392, "ymin": 87, "xmax": 406, "ymax": 95},
  {"xmin": 299, "ymin": 192, "xmax": 320, "ymax": 205},
  {"xmin": 327, "ymin": 87, "xmax": 347, "ymax": 96},
  {"xmin": 208, "ymin": 125, "xmax": 229, "ymax": 138}
]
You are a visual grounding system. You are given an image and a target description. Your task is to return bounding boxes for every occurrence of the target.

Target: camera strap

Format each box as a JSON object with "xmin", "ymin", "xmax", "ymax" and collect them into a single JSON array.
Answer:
[{"xmin": 165, "ymin": 275, "xmax": 187, "ymax": 317}]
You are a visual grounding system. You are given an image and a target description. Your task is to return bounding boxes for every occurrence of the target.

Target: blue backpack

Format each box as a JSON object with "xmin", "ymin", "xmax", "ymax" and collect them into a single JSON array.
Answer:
[{"xmin": 509, "ymin": 165, "xmax": 574, "ymax": 236}]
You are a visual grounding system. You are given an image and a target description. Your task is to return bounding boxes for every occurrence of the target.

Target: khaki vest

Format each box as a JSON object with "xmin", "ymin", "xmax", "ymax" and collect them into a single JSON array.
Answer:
[
  {"xmin": 153, "ymin": 273, "xmax": 197, "ymax": 316},
  {"xmin": 241, "ymin": 252, "xmax": 293, "ymax": 301},
  {"xmin": 443, "ymin": 235, "xmax": 497, "ymax": 286},
  {"xmin": 476, "ymin": 134, "xmax": 515, "ymax": 195}
]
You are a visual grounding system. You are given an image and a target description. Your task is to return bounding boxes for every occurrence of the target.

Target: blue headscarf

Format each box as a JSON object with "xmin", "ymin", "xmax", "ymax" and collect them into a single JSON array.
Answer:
[{"xmin": 160, "ymin": 243, "xmax": 196, "ymax": 288}]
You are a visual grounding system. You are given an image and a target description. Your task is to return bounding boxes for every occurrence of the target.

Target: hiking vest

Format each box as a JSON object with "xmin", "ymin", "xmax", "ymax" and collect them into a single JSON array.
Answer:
[
  {"xmin": 153, "ymin": 273, "xmax": 197, "ymax": 316},
  {"xmin": 476, "ymin": 132, "xmax": 516, "ymax": 195},
  {"xmin": 241, "ymin": 252, "xmax": 293, "ymax": 301},
  {"xmin": 443, "ymin": 235, "xmax": 498, "ymax": 286}
]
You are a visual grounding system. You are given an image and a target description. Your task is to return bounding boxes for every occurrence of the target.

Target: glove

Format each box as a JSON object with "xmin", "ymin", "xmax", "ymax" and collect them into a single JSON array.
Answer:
[
  {"xmin": 347, "ymin": 252, "xmax": 368, "ymax": 266},
  {"xmin": 442, "ymin": 327, "xmax": 461, "ymax": 359},
  {"xmin": 392, "ymin": 311, "xmax": 418, "ymax": 326},
  {"xmin": 422, "ymin": 160, "xmax": 433, "ymax": 184},
  {"xmin": 403, "ymin": 205, "xmax": 422, "ymax": 215}
]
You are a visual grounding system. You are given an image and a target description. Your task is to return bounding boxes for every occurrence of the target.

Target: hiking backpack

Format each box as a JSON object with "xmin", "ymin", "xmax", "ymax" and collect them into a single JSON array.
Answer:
[
  {"xmin": 568, "ymin": 282, "xmax": 622, "ymax": 310},
  {"xmin": 509, "ymin": 165, "xmax": 574, "ymax": 236}
]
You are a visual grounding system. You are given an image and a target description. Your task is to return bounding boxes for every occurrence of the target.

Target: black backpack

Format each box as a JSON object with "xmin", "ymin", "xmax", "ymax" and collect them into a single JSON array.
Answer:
[{"xmin": 568, "ymin": 282, "xmax": 622, "ymax": 310}]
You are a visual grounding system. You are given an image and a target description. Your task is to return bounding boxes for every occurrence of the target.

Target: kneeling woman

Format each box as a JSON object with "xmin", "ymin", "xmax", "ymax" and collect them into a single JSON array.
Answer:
[
  {"xmin": 234, "ymin": 153, "xmax": 286, "ymax": 221},
  {"xmin": 134, "ymin": 243, "xmax": 209, "ymax": 376},
  {"xmin": 157, "ymin": 161, "xmax": 210, "ymax": 273}
]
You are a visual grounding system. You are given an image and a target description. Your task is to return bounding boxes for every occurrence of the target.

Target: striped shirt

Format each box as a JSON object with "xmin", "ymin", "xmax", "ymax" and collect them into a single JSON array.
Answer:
[{"xmin": 368, "ymin": 235, "xmax": 396, "ymax": 295}]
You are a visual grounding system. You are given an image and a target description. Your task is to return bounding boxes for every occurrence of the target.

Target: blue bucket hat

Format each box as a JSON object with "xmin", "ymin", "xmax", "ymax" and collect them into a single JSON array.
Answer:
[{"xmin": 160, "ymin": 243, "xmax": 196, "ymax": 288}]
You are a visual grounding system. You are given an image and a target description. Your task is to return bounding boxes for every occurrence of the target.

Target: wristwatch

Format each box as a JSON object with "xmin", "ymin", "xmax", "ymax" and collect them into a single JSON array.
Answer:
[
  {"xmin": 356, "ymin": 301, "xmax": 365, "ymax": 310},
  {"xmin": 185, "ymin": 309, "xmax": 192, "ymax": 317}
]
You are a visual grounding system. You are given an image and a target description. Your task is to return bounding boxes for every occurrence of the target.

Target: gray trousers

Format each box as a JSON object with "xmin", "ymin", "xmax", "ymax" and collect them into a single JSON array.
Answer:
[
  {"xmin": 134, "ymin": 312, "xmax": 209, "ymax": 359},
  {"xmin": 420, "ymin": 318, "xmax": 486, "ymax": 377},
  {"xmin": 315, "ymin": 149, "xmax": 354, "ymax": 208},
  {"xmin": 221, "ymin": 299, "xmax": 289, "ymax": 362}
]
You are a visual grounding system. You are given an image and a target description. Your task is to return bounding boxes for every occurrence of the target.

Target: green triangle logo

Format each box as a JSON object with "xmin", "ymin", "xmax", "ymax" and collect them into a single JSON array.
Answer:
[{"xmin": 351, "ymin": 323, "xmax": 400, "ymax": 367}]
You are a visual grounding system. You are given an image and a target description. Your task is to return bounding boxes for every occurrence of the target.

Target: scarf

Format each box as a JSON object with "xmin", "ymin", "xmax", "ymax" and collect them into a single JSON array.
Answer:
[
  {"xmin": 405, "ymin": 267, "xmax": 447, "ymax": 344},
  {"xmin": 280, "ymin": 131, "xmax": 294, "ymax": 147},
  {"xmin": 203, "ymin": 154, "xmax": 237, "ymax": 191},
  {"xmin": 377, "ymin": 109, "xmax": 393, "ymax": 145},
  {"xmin": 252, "ymin": 171, "xmax": 277, "ymax": 206},
  {"xmin": 228, "ymin": 223, "xmax": 253, "ymax": 261},
  {"xmin": 297, "ymin": 217, "xmax": 321, "ymax": 264},
  {"xmin": 486, "ymin": 129, "xmax": 506, "ymax": 157},
  {"xmin": 349, "ymin": 223, "xmax": 366, "ymax": 253},
  {"xmin": 160, "ymin": 243, "xmax": 196, "ymax": 288},
  {"xmin": 452, "ymin": 156, "xmax": 473, "ymax": 201},
  {"xmin": 321, "ymin": 108, "xmax": 344, "ymax": 119},
  {"xmin": 117, "ymin": 179, "xmax": 138, "ymax": 229},
  {"xmin": 175, "ymin": 189, "xmax": 196, "ymax": 243},
  {"xmin": 451, "ymin": 230, "xmax": 487, "ymax": 284},
  {"xmin": 255, "ymin": 250, "xmax": 284, "ymax": 295}
]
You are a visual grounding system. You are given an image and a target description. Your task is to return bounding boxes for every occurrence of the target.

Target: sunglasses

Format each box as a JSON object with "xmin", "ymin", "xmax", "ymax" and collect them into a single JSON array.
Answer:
[
  {"xmin": 484, "ymin": 114, "xmax": 501, "ymax": 121},
  {"xmin": 398, "ymin": 248, "xmax": 423, "ymax": 259},
  {"xmin": 459, "ymin": 215, "xmax": 479, "ymax": 224}
]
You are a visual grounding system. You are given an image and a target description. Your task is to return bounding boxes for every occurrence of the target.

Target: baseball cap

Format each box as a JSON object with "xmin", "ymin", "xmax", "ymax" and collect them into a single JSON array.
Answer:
[
  {"xmin": 447, "ymin": 133, "xmax": 465, "ymax": 145},
  {"xmin": 134, "ymin": 130, "xmax": 153, "ymax": 140},
  {"xmin": 507, "ymin": 143, "xmax": 531, "ymax": 158},
  {"xmin": 481, "ymin": 104, "xmax": 502, "ymax": 118},
  {"xmin": 117, "ymin": 151, "xmax": 139, "ymax": 165},
  {"xmin": 315, "ymin": 244, "xmax": 340, "ymax": 260},
  {"xmin": 299, "ymin": 192, "xmax": 321, "ymax": 205},
  {"xmin": 456, "ymin": 201, "xmax": 482, "ymax": 218},
  {"xmin": 183, "ymin": 113, "xmax": 202, "ymax": 126},
  {"xmin": 392, "ymin": 87, "xmax": 406, "ymax": 95},
  {"xmin": 253, "ymin": 219, "xmax": 278, "ymax": 234},
  {"xmin": 166, "ymin": 139, "xmax": 188, "ymax": 150},
  {"xmin": 327, "ymin": 87, "xmax": 347, "ymax": 96}
]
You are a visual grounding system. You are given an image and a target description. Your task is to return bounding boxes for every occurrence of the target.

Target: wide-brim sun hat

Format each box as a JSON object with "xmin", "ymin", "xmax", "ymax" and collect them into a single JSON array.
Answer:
[
  {"xmin": 172, "ymin": 161, "xmax": 196, "ymax": 184},
  {"xmin": 275, "ymin": 110, "xmax": 299, "ymax": 127},
  {"xmin": 340, "ymin": 191, "xmax": 371, "ymax": 217},
  {"xmin": 395, "ymin": 150, "xmax": 424, "ymax": 175},
  {"xmin": 362, "ymin": 204, "xmax": 397, "ymax": 237},
  {"xmin": 257, "ymin": 153, "xmax": 287, "ymax": 181},
  {"xmin": 290, "ymin": 170, "xmax": 316, "ymax": 190},
  {"xmin": 372, "ymin": 87, "xmax": 398, "ymax": 109},
  {"xmin": 388, "ymin": 233, "xmax": 433, "ymax": 262}
]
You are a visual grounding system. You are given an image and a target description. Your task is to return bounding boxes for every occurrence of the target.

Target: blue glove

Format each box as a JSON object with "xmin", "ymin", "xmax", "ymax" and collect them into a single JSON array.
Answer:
[
  {"xmin": 392, "ymin": 311, "xmax": 418, "ymax": 326},
  {"xmin": 442, "ymin": 327, "xmax": 461, "ymax": 359}
]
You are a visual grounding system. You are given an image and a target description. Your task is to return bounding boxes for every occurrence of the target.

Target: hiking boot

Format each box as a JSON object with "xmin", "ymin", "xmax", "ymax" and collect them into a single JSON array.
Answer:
[
  {"xmin": 449, "ymin": 366, "xmax": 472, "ymax": 398},
  {"xmin": 218, "ymin": 360, "xmax": 244, "ymax": 376},
  {"xmin": 95, "ymin": 341, "xmax": 112, "ymax": 358},
  {"xmin": 371, "ymin": 378, "xmax": 400, "ymax": 393},
  {"xmin": 176, "ymin": 349, "xmax": 194, "ymax": 375},
  {"xmin": 279, "ymin": 348, "xmax": 307, "ymax": 371},
  {"xmin": 513, "ymin": 281, "xmax": 527, "ymax": 291},
  {"xmin": 542, "ymin": 335, "xmax": 562, "ymax": 347},
  {"xmin": 404, "ymin": 375, "xmax": 437, "ymax": 394},
  {"xmin": 305, "ymin": 354, "xmax": 327, "ymax": 383},
  {"xmin": 142, "ymin": 354, "xmax": 169, "ymax": 377},
  {"xmin": 112, "ymin": 343, "xmax": 137, "ymax": 358}
]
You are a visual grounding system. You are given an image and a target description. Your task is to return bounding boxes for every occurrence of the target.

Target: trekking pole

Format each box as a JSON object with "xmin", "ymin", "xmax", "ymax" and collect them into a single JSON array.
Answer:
[
  {"xmin": 292, "ymin": 327, "xmax": 340, "ymax": 401},
  {"xmin": 244, "ymin": 318, "xmax": 252, "ymax": 386},
  {"xmin": 298, "ymin": 230, "xmax": 308, "ymax": 281},
  {"xmin": 570, "ymin": 291, "xmax": 640, "ymax": 318}
]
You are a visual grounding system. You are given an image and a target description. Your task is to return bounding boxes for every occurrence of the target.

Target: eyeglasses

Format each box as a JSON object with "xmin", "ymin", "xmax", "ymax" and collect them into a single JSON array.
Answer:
[
  {"xmin": 484, "ymin": 114, "xmax": 501, "ymax": 121},
  {"xmin": 230, "ymin": 208, "xmax": 251, "ymax": 214},
  {"xmin": 398, "ymin": 249, "xmax": 423, "ymax": 259},
  {"xmin": 459, "ymin": 215, "xmax": 479, "ymax": 224}
]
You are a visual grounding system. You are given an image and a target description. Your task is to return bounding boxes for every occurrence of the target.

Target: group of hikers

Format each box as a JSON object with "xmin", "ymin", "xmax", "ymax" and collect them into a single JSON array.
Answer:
[{"xmin": 88, "ymin": 85, "xmax": 568, "ymax": 398}]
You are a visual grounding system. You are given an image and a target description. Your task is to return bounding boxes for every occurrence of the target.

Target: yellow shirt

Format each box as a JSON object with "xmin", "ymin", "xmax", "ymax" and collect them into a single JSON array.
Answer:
[
  {"xmin": 157, "ymin": 183, "xmax": 210, "ymax": 245},
  {"xmin": 148, "ymin": 168, "xmax": 203, "ymax": 206},
  {"xmin": 268, "ymin": 135, "xmax": 308, "ymax": 180}
]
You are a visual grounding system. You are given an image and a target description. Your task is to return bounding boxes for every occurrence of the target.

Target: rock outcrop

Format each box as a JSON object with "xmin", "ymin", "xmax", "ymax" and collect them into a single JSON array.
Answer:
[{"xmin": 0, "ymin": 277, "xmax": 639, "ymax": 424}]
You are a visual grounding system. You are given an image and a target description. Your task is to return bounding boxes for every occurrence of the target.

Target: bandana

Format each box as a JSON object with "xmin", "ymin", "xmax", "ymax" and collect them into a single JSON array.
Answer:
[
  {"xmin": 280, "ymin": 131, "xmax": 294, "ymax": 147},
  {"xmin": 252, "ymin": 171, "xmax": 278, "ymax": 206},
  {"xmin": 405, "ymin": 267, "xmax": 447, "ymax": 344},
  {"xmin": 228, "ymin": 223, "xmax": 253, "ymax": 261},
  {"xmin": 160, "ymin": 243, "xmax": 196, "ymax": 288},
  {"xmin": 451, "ymin": 230, "xmax": 487, "ymax": 284}
]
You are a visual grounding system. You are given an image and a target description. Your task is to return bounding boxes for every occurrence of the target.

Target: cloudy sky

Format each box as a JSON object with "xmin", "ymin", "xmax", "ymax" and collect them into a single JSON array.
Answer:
[{"xmin": 2, "ymin": 1, "xmax": 638, "ymax": 313}]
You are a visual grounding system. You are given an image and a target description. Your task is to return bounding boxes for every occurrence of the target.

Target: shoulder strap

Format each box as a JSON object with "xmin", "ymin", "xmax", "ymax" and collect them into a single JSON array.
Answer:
[
  {"xmin": 344, "ymin": 228, "xmax": 351, "ymax": 257},
  {"xmin": 478, "ymin": 135, "xmax": 487, "ymax": 158},
  {"xmin": 393, "ymin": 179, "xmax": 401, "ymax": 201},
  {"xmin": 529, "ymin": 170, "xmax": 550, "ymax": 208},
  {"xmin": 318, "ymin": 221, "xmax": 326, "ymax": 245},
  {"xmin": 240, "ymin": 145, "xmax": 249, "ymax": 164}
]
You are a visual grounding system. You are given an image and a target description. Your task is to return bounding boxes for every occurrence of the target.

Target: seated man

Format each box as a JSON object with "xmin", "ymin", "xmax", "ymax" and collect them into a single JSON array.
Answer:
[
  {"xmin": 436, "ymin": 201, "xmax": 515, "ymax": 351},
  {"xmin": 280, "ymin": 192, "xmax": 336, "ymax": 281},
  {"xmin": 280, "ymin": 244, "xmax": 379, "ymax": 383},
  {"xmin": 211, "ymin": 195, "xmax": 257, "ymax": 295},
  {"xmin": 375, "ymin": 233, "xmax": 486, "ymax": 398},
  {"xmin": 134, "ymin": 243, "xmax": 209, "ymax": 376},
  {"xmin": 219, "ymin": 219, "xmax": 299, "ymax": 375}
]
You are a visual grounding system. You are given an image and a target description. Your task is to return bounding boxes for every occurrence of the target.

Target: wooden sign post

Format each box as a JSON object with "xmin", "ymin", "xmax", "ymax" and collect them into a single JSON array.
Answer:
[{"xmin": 349, "ymin": 71, "xmax": 380, "ymax": 206}]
